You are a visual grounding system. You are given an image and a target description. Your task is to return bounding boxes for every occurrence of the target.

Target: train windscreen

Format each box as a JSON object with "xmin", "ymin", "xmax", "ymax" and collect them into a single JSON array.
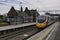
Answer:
[{"xmin": 37, "ymin": 16, "xmax": 46, "ymax": 23}]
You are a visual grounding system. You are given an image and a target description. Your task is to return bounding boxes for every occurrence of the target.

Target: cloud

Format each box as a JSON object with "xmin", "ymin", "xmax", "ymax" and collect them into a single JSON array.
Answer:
[
  {"xmin": 18, "ymin": 0, "xmax": 60, "ymax": 10},
  {"xmin": 0, "ymin": 0, "xmax": 60, "ymax": 14},
  {"xmin": 0, "ymin": 5, "xmax": 11, "ymax": 15},
  {"xmin": 0, "ymin": 0, "xmax": 19, "ymax": 4}
]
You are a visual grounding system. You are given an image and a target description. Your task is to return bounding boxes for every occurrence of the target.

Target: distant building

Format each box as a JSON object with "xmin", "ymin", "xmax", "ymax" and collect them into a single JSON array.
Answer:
[
  {"xmin": 7, "ymin": 6, "xmax": 23, "ymax": 25},
  {"xmin": 7, "ymin": 6, "xmax": 18, "ymax": 17},
  {"xmin": 29, "ymin": 9, "xmax": 39, "ymax": 22},
  {"xmin": 7, "ymin": 6, "xmax": 39, "ymax": 25}
]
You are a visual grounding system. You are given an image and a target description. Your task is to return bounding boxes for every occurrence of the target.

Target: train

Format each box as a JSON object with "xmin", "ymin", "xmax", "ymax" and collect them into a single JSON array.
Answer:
[{"xmin": 36, "ymin": 15, "xmax": 54, "ymax": 29}]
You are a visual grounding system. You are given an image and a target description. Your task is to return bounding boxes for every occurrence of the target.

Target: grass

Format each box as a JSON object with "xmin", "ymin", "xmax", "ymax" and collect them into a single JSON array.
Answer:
[{"xmin": 0, "ymin": 22, "xmax": 8, "ymax": 26}]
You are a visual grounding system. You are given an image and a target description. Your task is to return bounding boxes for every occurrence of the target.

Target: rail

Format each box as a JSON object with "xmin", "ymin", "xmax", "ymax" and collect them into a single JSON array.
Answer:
[{"xmin": 0, "ymin": 23, "xmax": 36, "ymax": 40}]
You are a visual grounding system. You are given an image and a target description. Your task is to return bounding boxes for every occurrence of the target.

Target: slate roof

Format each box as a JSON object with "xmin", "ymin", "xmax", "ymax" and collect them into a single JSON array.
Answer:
[{"xmin": 7, "ymin": 6, "xmax": 39, "ymax": 17}]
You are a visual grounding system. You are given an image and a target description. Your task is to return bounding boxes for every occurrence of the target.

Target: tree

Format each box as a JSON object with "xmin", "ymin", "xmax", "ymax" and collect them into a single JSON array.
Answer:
[
  {"xmin": 0, "ymin": 15, "xmax": 3, "ymax": 19},
  {"xmin": 0, "ymin": 15, "xmax": 6, "ymax": 22}
]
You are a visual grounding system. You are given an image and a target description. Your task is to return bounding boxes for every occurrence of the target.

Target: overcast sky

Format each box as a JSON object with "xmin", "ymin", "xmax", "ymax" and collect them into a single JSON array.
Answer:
[{"xmin": 0, "ymin": 0, "xmax": 60, "ymax": 15}]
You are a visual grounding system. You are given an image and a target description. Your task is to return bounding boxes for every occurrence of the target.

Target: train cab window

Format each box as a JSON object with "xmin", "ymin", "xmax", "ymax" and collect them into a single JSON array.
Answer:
[{"xmin": 37, "ymin": 16, "xmax": 46, "ymax": 23}]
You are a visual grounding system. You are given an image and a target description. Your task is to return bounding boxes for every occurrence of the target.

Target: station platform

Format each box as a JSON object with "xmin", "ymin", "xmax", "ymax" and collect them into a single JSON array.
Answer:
[
  {"xmin": 0, "ymin": 23, "xmax": 36, "ymax": 31},
  {"xmin": 27, "ymin": 22, "xmax": 60, "ymax": 40},
  {"xmin": 46, "ymin": 22, "xmax": 60, "ymax": 40}
]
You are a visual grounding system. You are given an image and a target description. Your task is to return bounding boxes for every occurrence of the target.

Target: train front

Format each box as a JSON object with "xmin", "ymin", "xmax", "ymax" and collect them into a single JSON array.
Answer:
[{"xmin": 36, "ymin": 16, "xmax": 48, "ymax": 28}]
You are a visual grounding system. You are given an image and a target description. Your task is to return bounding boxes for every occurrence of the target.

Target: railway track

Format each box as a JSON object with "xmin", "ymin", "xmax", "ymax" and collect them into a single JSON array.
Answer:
[
  {"xmin": 0, "ymin": 25, "xmax": 40, "ymax": 40},
  {"xmin": 0, "ymin": 21, "xmax": 56, "ymax": 40}
]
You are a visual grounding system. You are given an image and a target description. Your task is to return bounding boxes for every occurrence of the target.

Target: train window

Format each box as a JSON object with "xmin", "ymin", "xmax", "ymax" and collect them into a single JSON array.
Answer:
[{"xmin": 37, "ymin": 16, "xmax": 46, "ymax": 23}]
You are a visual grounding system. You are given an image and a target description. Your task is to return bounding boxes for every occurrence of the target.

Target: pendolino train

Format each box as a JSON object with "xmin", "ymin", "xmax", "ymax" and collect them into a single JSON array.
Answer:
[{"xmin": 36, "ymin": 15, "xmax": 54, "ymax": 29}]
